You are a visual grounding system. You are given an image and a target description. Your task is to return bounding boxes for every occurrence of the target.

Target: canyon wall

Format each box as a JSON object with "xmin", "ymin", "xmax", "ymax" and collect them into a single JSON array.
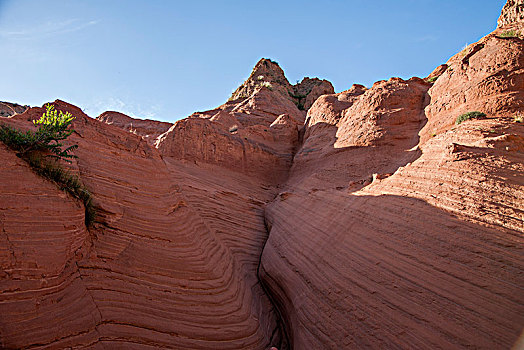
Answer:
[
  {"xmin": 0, "ymin": 2, "xmax": 523, "ymax": 349},
  {"xmin": 260, "ymin": 7, "xmax": 524, "ymax": 349}
]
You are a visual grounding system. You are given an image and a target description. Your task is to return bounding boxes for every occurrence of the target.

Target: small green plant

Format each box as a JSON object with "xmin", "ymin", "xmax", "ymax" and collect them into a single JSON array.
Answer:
[
  {"xmin": 0, "ymin": 104, "xmax": 95, "ymax": 227},
  {"xmin": 498, "ymin": 30, "xmax": 519, "ymax": 38},
  {"xmin": 427, "ymin": 76, "xmax": 438, "ymax": 83},
  {"xmin": 456, "ymin": 111, "xmax": 486, "ymax": 125},
  {"xmin": 0, "ymin": 104, "xmax": 78, "ymax": 162},
  {"xmin": 32, "ymin": 104, "xmax": 78, "ymax": 162}
]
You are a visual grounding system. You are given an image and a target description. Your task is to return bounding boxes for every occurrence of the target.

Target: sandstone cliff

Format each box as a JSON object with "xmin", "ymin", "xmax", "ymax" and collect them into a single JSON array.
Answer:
[
  {"xmin": 498, "ymin": 0, "xmax": 524, "ymax": 28},
  {"xmin": 229, "ymin": 58, "xmax": 334, "ymax": 111},
  {"xmin": 0, "ymin": 58, "xmax": 312, "ymax": 349},
  {"xmin": 260, "ymin": 4, "xmax": 524, "ymax": 348},
  {"xmin": 0, "ymin": 1, "xmax": 523, "ymax": 349}
]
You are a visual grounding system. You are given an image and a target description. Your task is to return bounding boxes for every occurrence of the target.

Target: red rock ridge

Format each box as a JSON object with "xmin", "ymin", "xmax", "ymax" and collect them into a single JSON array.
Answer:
[
  {"xmin": 498, "ymin": 0, "xmax": 524, "ymax": 28},
  {"xmin": 0, "ymin": 55, "xmax": 322, "ymax": 348},
  {"xmin": 230, "ymin": 58, "xmax": 334, "ymax": 111},
  {"xmin": 97, "ymin": 111, "xmax": 173, "ymax": 144}
]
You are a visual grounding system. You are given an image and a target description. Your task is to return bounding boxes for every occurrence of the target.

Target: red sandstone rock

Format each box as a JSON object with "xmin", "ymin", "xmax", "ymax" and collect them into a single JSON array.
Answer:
[
  {"xmin": 0, "ymin": 99, "xmax": 286, "ymax": 349},
  {"xmin": 420, "ymin": 25, "xmax": 524, "ymax": 143},
  {"xmin": 425, "ymin": 64, "xmax": 448, "ymax": 82},
  {"xmin": 97, "ymin": 110, "xmax": 172, "ymax": 144},
  {"xmin": 0, "ymin": 1, "xmax": 523, "ymax": 349},
  {"xmin": 259, "ymin": 3, "xmax": 524, "ymax": 348},
  {"xmin": 498, "ymin": 0, "xmax": 524, "ymax": 28},
  {"xmin": 230, "ymin": 58, "xmax": 334, "ymax": 111}
]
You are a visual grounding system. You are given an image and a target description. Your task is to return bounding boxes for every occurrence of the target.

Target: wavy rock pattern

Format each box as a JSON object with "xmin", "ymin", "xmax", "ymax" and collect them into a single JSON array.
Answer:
[
  {"xmin": 260, "ymin": 19, "xmax": 524, "ymax": 349},
  {"xmin": 0, "ymin": 90, "xmax": 295, "ymax": 348},
  {"xmin": 1, "ymin": 3, "xmax": 523, "ymax": 349}
]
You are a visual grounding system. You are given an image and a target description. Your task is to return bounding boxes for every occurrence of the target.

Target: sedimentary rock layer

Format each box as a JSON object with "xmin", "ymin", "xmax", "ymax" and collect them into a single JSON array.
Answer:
[
  {"xmin": 0, "ymin": 83, "xmax": 301, "ymax": 348},
  {"xmin": 260, "ymin": 16, "xmax": 524, "ymax": 349},
  {"xmin": 97, "ymin": 111, "xmax": 172, "ymax": 144},
  {"xmin": 0, "ymin": 2, "xmax": 523, "ymax": 349}
]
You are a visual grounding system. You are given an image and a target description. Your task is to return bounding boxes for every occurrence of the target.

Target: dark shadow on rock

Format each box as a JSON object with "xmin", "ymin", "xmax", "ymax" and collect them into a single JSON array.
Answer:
[{"xmin": 260, "ymin": 192, "xmax": 524, "ymax": 349}]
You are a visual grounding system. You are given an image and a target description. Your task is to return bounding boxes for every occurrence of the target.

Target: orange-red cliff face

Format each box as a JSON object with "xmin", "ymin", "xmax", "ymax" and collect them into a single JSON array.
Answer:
[
  {"xmin": 260, "ymin": 5, "xmax": 524, "ymax": 349},
  {"xmin": 0, "ymin": 58, "xmax": 322, "ymax": 349},
  {"xmin": 1, "ymin": 2, "xmax": 523, "ymax": 349}
]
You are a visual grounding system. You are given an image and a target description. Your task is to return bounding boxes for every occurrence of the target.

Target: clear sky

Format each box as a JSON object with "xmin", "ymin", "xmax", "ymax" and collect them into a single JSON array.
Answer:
[{"xmin": 0, "ymin": 0, "xmax": 506, "ymax": 122}]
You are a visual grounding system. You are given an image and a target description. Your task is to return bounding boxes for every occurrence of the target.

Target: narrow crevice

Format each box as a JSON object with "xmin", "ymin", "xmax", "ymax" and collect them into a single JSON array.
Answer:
[{"xmin": 256, "ymin": 214, "xmax": 291, "ymax": 350}]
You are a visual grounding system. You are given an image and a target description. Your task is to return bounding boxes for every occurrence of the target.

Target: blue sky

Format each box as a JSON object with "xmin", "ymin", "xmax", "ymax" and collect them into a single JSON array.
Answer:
[{"xmin": 0, "ymin": 0, "xmax": 506, "ymax": 122}]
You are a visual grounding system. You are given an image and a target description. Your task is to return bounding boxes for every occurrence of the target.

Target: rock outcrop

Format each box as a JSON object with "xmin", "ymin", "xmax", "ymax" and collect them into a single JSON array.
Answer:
[
  {"xmin": 421, "ymin": 24, "xmax": 524, "ymax": 143},
  {"xmin": 0, "ymin": 1, "xmax": 523, "ymax": 349},
  {"xmin": 0, "ymin": 99, "xmax": 286, "ymax": 349},
  {"xmin": 0, "ymin": 101, "xmax": 29, "ymax": 117},
  {"xmin": 0, "ymin": 56, "xmax": 319, "ymax": 348},
  {"xmin": 97, "ymin": 111, "xmax": 172, "ymax": 144},
  {"xmin": 498, "ymin": 0, "xmax": 524, "ymax": 28},
  {"xmin": 230, "ymin": 58, "xmax": 334, "ymax": 111},
  {"xmin": 259, "ymin": 3, "xmax": 524, "ymax": 348}
]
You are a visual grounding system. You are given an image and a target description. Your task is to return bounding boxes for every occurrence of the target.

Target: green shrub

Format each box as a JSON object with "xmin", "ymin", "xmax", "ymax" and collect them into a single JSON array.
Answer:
[
  {"xmin": 0, "ymin": 105, "xmax": 95, "ymax": 227},
  {"xmin": 0, "ymin": 104, "xmax": 77, "ymax": 162},
  {"xmin": 0, "ymin": 124, "xmax": 36, "ymax": 153},
  {"xmin": 499, "ymin": 30, "xmax": 519, "ymax": 38},
  {"xmin": 427, "ymin": 76, "xmax": 438, "ymax": 83},
  {"xmin": 456, "ymin": 111, "xmax": 486, "ymax": 125}
]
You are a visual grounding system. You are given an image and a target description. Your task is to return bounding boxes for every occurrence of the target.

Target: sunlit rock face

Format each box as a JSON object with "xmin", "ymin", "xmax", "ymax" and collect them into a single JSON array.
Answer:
[{"xmin": 0, "ymin": 101, "xmax": 28, "ymax": 117}]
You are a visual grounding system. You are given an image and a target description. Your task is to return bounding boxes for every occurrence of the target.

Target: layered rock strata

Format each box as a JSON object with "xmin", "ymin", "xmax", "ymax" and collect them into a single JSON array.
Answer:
[
  {"xmin": 0, "ymin": 1, "xmax": 523, "ymax": 349},
  {"xmin": 260, "ymin": 6, "xmax": 524, "ymax": 349},
  {"xmin": 97, "ymin": 111, "xmax": 172, "ymax": 144},
  {"xmin": 229, "ymin": 58, "xmax": 334, "ymax": 111},
  {"xmin": 0, "ymin": 58, "xmax": 310, "ymax": 349}
]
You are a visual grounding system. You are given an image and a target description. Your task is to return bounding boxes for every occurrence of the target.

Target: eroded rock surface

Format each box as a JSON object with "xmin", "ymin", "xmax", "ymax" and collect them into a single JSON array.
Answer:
[
  {"xmin": 260, "ymin": 6, "xmax": 524, "ymax": 348},
  {"xmin": 0, "ymin": 2, "xmax": 523, "ymax": 349},
  {"xmin": 498, "ymin": 0, "xmax": 524, "ymax": 28},
  {"xmin": 97, "ymin": 111, "xmax": 172, "ymax": 144},
  {"xmin": 0, "ymin": 55, "xmax": 317, "ymax": 349},
  {"xmin": 230, "ymin": 58, "xmax": 334, "ymax": 111},
  {"xmin": 0, "ymin": 101, "xmax": 29, "ymax": 117}
]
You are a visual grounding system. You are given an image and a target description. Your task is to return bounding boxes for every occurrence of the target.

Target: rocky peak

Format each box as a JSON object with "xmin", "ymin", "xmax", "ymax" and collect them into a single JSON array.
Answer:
[
  {"xmin": 229, "ymin": 58, "xmax": 334, "ymax": 111},
  {"xmin": 229, "ymin": 58, "xmax": 293, "ymax": 103},
  {"xmin": 497, "ymin": 0, "xmax": 524, "ymax": 28}
]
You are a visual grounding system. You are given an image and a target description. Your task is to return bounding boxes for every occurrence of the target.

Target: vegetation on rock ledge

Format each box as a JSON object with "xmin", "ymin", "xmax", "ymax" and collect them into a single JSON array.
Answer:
[
  {"xmin": 498, "ymin": 30, "xmax": 520, "ymax": 38},
  {"xmin": 456, "ymin": 111, "xmax": 486, "ymax": 125},
  {"xmin": 0, "ymin": 104, "xmax": 95, "ymax": 227}
]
